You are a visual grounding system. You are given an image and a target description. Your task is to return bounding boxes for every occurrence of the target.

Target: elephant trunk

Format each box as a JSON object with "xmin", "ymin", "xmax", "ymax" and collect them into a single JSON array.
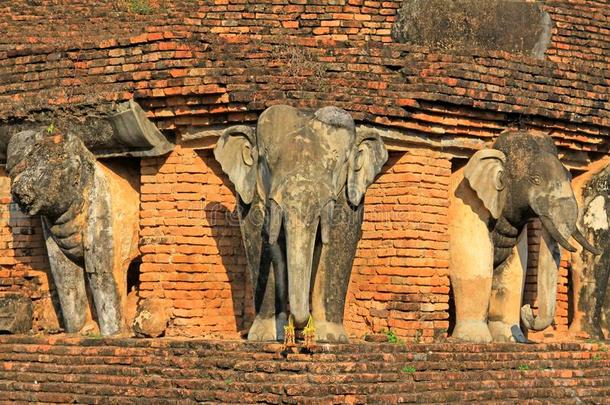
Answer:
[
  {"xmin": 524, "ymin": 195, "xmax": 601, "ymax": 331},
  {"xmin": 521, "ymin": 226, "xmax": 560, "ymax": 331},
  {"xmin": 285, "ymin": 213, "xmax": 319, "ymax": 327}
]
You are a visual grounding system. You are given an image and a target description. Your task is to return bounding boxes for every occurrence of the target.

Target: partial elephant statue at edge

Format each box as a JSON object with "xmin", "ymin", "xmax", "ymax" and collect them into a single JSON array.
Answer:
[
  {"xmin": 449, "ymin": 130, "xmax": 600, "ymax": 343},
  {"xmin": 7, "ymin": 130, "xmax": 139, "ymax": 336},
  {"xmin": 214, "ymin": 105, "xmax": 388, "ymax": 342}
]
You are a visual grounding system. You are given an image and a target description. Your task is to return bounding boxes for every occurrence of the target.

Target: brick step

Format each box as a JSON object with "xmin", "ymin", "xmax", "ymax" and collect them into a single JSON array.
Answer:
[
  {"xmin": 0, "ymin": 382, "xmax": 607, "ymax": 404},
  {"xmin": 2, "ymin": 362, "xmax": 610, "ymax": 390},
  {"xmin": 2, "ymin": 341, "xmax": 608, "ymax": 363},
  {"xmin": 2, "ymin": 377, "xmax": 609, "ymax": 403},
  {"xmin": 1, "ymin": 338, "xmax": 609, "ymax": 403},
  {"xmin": 1, "ymin": 367, "xmax": 609, "ymax": 394},
  {"xmin": 3, "ymin": 343, "xmax": 607, "ymax": 359},
  {"xmin": 0, "ymin": 337, "xmax": 603, "ymax": 354},
  {"xmin": 2, "ymin": 352, "xmax": 610, "ymax": 377}
]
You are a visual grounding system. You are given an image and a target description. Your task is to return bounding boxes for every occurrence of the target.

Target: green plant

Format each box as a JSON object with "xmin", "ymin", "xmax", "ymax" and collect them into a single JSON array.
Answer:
[
  {"xmin": 517, "ymin": 364, "xmax": 530, "ymax": 371},
  {"xmin": 401, "ymin": 365, "xmax": 416, "ymax": 373},
  {"xmin": 46, "ymin": 122, "xmax": 57, "ymax": 134},
  {"xmin": 225, "ymin": 378, "xmax": 233, "ymax": 385},
  {"xmin": 128, "ymin": 0, "xmax": 153, "ymax": 14},
  {"xmin": 592, "ymin": 353, "xmax": 602, "ymax": 361},
  {"xmin": 385, "ymin": 328, "xmax": 400, "ymax": 344}
]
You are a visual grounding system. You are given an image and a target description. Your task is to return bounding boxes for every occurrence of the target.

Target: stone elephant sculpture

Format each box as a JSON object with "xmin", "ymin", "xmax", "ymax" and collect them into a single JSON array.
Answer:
[
  {"xmin": 214, "ymin": 105, "xmax": 387, "ymax": 342},
  {"xmin": 449, "ymin": 130, "xmax": 599, "ymax": 343},
  {"xmin": 7, "ymin": 130, "xmax": 139, "ymax": 336}
]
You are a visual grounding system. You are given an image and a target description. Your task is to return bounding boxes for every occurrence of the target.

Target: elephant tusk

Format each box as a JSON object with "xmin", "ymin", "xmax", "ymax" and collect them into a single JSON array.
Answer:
[
  {"xmin": 572, "ymin": 227, "xmax": 602, "ymax": 255},
  {"xmin": 320, "ymin": 200, "xmax": 335, "ymax": 245},
  {"xmin": 539, "ymin": 215, "xmax": 577, "ymax": 252},
  {"xmin": 268, "ymin": 200, "xmax": 282, "ymax": 245}
]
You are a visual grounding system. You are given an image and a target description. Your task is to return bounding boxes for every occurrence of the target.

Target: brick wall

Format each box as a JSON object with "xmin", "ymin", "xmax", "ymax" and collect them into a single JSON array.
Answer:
[
  {"xmin": 345, "ymin": 148, "xmax": 451, "ymax": 342},
  {"xmin": 138, "ymin": 146, "xmax": 452, "ymax": 341},
  {"xmin": 1, "ymin": 1, "xmax": 608, "ymax": 152},
  {"xmin": 0, "ymin": 168, "xmax": 57, "ymax": 332},
  {"xmin": 0, "ymin": 336, "xmax": 609, "ymax": 403},
  {"xmin": 139, "ymin": 147, "xmax": 252, "ymax": 338},
  {"xmin": 0, "ymin": 0, "xmax": 608, "ymax": 341}
]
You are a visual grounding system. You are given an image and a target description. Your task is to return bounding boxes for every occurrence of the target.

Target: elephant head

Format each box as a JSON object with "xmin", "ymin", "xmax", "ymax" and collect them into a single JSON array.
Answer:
[
  {"xmin": 215, "ymin": 105, "xmax": 387, "ymax": 328},
  {"xmin": 7, "ymin": 130, "xmax": 94, "ymax": 222},
  {"xmin": 464, "ymin": 130, "xmax": 599, "ymax": 332}
]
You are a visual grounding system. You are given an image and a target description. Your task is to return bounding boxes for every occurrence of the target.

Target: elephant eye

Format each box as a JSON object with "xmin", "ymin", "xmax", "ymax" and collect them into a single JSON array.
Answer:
[{"xmin": 530, "ymin": 174, "xmax": 542, "ymax": 185}]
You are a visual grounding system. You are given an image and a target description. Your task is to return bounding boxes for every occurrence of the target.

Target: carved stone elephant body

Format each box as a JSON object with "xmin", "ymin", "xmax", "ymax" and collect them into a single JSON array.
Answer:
[
  {"xmin": 7, "ymin": 130, "xmax": 139, "ymax": 336},
  {"xmin": 449, "ymin": 130, "xmax": 598, "ymax": 343},
  {"xmin": 215, "ymin": 105, "xmax": 387, "ymax": 342}
]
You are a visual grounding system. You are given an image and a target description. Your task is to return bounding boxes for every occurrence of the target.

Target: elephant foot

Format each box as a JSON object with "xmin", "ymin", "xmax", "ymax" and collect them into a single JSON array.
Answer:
[
  {"xmin": 315, "ymin": 320, "xmax": 349, "ymax": 343},
  {"xmin": 451, "ymin": 320, "xmax": 492, "ymax": 343},
  {"xmin": 78, "ymin": 320, "xmax": 100, "ymax": 337},
  {"xmin": 488, "ymin": 321, "xmax": 528, "ymax": 343},
  {"xmin": 247, "ymin": 313, "xmax": 287, "ymax": 342}
]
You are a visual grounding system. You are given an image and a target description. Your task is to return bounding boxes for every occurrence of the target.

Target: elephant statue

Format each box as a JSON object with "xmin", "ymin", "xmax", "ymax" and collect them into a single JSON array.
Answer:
[
  {"xmin": 569, "ymin": 162, "xmax": 610, "ymax": 340},
  {"xmin": 214, "ymin": 105, "xmax": 387, "ymax": 342},
  {"xmin": 7, "ymin": 129, "xmax": 139, "ymax": 336},
  {"xmin": 449, "ymin": 130, "xmax": 599, "ymax": 343}
]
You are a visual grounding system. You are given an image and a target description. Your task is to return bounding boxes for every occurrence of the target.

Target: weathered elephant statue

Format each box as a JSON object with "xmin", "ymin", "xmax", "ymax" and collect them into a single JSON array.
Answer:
[
  {"xmin": 7, "ymin": 130, "xmax": 139, "ymax": 336},
  {"xmin": 449, "ymin": 130, "xmax": 599, "ymax": 343},
  {"xmin": 214, "ymin": 105, "xmax": 387, "ymax": 342},
  {"xmin": 569, "ymin": 162, "xmax": 610, "ymax": 340}
]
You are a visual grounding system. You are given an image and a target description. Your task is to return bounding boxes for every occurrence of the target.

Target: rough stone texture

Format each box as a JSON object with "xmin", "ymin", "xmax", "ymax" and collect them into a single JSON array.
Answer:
[
  {"xmin": 133, "ymin": 298, "xmax": 171, "ymax": 338},
  {"xmin": 449, "ymin": 131, "xmax": 592, "ymax": 343},
  {"xmin": 7, "ymin": 131, "xmax": 140, "ymax": 336},
  {"xmin": 0, "ymin": 337, "xmax": 609, "ymax": 403},
  {"xmin": 0, "ymin": 100, "xmax": 174, "ymax": 160},
  {"xmin": 0, "ymin": 294, "xmax": 32, "ymax": 333},
  {"xmin": 214, "ymin": 105, "xmax": 387, "ymax": 342},
  {"xmin": 392, "ymin": 0, "xmax": 553, "ymax": 59},
  {"xmin": 570, "ymin": 161, "xmax": 610, "ymax": 340}
]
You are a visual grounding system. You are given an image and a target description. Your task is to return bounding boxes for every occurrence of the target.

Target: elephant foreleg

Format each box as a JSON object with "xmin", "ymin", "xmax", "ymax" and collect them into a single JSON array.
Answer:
[
  {"xmin": 488, "ymin": 228, "xmax": 528, "ymax": 343},
  {"xmin": 86, "ymin": 270, "xmax": 123, "ymax": 336},
  {"xmin": 42, "ymin": 218, "xmax": 88, "ymax": 333},
  {"xmin": 449, "ymin": 179, "xmax": 493, "ymax": 343},
  {"xmin": 248, "ymin": 241, "xmax": 287, "ymax": 341},
  {"xmin": 311, "ymin": 197, "xmax": 362, "ymax": 343}
]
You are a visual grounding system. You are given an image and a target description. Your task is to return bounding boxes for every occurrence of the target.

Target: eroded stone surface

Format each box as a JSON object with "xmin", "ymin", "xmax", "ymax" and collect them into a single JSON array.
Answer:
[
  {"xmin": 392, "ymin": 0, "xmax": 553, "ymax": 59},
  {"xmin": 214, "ymin": 105, "xmax": 387, "ymax": 342},
  {"xmin": 133, "ymin": 298, "xmax": 171, "ymax": 338},
  {"xmin": 570, "ymin": 163, "xmax": 610, "ymax": 339},
  {"xmin": 0, "ymin": 101, "xmax": 173, "ymax": 160},
  {"xmin": 7, "ymin": 130, "xmax": 139, "ymax": 336},
  {"xmin": 0, "ymin": 294, "xmax": 32, "ymax": 334},
  {"xmin": 450, "ymin": 131, "xmax": 592, "ymax": 343}
]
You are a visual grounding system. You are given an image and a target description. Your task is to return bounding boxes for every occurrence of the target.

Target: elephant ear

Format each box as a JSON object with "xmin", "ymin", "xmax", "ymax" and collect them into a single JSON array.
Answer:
[
  {"xmin": 213, "ymin": 125, "xmax": 258, "ymax": 204},
  {"xmin": 464, "ymin": 148, "xmax": 507, "ymax": 219},
  {"xmin": 347, "ymin": 129, "xmax": 388, "ymax": 206}
]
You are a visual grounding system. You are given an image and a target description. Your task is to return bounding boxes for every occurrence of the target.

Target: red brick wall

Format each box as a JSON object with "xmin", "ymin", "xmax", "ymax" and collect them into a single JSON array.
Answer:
[
  {"xmin": 0, "ymin": 141, "xmax": 575, "ymax": 341},
  {"xmin": 139, "ymin": 146, "xmax": 252, "ymax": 338},
  {"xmin": 138, "ymin": 146, "xmax": 452, "ymax": 341},
  {"xmin": 0, "ymin": 168, "xmax": 57, "ymax": 332},
  {"xmin": 345, "ymin": 148, "xmax": 451, "ymax": 342}
]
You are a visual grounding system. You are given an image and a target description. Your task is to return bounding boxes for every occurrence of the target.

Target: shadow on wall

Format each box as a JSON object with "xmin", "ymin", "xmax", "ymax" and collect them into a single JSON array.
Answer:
[
  {"xmin": 201, "ymin": 151, "xmax": 254, "ymax": 336},
  {"xmin": 6, "ymin": 200, "xmax": 64, "ymax": 332}
]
